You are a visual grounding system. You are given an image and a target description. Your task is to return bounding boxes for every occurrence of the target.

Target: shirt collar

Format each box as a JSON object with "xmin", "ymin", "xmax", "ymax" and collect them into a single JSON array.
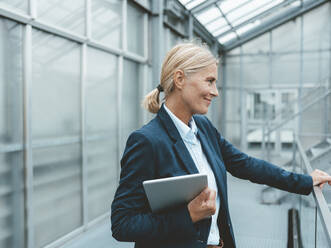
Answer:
[{"xmin": 163, "ymin": 104, "xmax": 198, "ymax": 144}]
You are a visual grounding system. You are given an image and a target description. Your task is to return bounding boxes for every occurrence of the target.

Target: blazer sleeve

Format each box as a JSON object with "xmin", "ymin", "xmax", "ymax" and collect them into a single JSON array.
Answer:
[
  {"xmin": 111, "ymin": 131, "xmax": 199, "ymax": 243},
  {"xmin": 213, "ymin": 126, "xmax": 313, "ymax": 195}
]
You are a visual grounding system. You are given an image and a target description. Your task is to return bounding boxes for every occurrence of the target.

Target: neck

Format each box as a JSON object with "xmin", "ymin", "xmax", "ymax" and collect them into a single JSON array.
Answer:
[{"xmin": 165, "ymin": 97, "xmax": 192, "ymax": 126}]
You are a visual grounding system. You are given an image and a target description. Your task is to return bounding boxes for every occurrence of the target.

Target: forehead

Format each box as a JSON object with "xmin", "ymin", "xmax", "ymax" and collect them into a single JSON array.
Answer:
[{"xmin": 197, "ymin": 63, "xmax": 217, "ymax": 77}]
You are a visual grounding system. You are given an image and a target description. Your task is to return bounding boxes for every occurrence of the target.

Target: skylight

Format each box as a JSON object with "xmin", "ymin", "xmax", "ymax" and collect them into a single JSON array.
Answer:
[{"xmin": 179, "ymin": 0, "xmax": 302, "ymax": 45}]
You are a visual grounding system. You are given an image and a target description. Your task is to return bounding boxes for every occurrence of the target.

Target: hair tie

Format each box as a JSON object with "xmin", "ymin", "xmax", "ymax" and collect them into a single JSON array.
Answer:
[{"xmin": 157, "ymin": 84, "xmax": 164, "ymax": 92}]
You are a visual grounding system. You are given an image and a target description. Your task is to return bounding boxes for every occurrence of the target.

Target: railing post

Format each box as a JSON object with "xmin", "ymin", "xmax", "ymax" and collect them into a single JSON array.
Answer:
[
  {"xmin": 262, "ymin": 122, "xmax": 266, "ymax": 159},
  {"xmin": 267, "ymin": 121, "xmax": 271, "ymax": 161}
]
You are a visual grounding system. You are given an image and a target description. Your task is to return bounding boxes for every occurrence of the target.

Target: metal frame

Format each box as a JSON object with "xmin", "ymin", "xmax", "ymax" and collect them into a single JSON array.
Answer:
[
  {"xmin": 191, "ymin": 0, "xmax": 220, "ymax": 14},
  {"xmin": 0, "ymin": 3, "xmax": 148, "ymax": 63},
  {"xmin": 224, "ymin": 0, "xmax": 329, "ymax": 51},
  {"xmin": 81, "ymin": 43, "xmax": 88, "ymax": 227},
  {"xmin": 23, "ymin": 23, "xmax": 34, "ymax": 248},
  {"xmin": 0, "ymin": 0, "xmax": 151, "ymax": 248},
  {"xmin": 215, "ymin": 0, "xmax": 298, "ymax": 39},
  {"xmin": 296, "ymin": 136, "xmax": 331, "ymax": 247}
]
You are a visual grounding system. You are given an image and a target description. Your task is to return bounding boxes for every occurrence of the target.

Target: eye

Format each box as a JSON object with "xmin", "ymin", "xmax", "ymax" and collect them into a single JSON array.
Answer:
[{"xmin": 207, "ymin": 79, "xmax": 214, "ymax": 85}]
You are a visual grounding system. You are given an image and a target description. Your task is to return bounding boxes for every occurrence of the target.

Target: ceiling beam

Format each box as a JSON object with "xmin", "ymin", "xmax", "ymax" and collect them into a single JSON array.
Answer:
[
  {"xmin": 224, "ymin": 0, "xmax": 329, "ymax": 51},
  {"xmin": 191, "ymin": 0, "xmax": 220, "ymax": 14},
  {"xmin": 215, "ymin": 0, "xmax": 298, "ymax": 39}
]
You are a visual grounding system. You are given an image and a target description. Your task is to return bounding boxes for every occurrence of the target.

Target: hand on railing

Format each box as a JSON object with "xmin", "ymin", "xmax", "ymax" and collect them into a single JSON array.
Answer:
[{"xmin": 310, "ymin": 169, "xmax": 331, "ymax": 189}]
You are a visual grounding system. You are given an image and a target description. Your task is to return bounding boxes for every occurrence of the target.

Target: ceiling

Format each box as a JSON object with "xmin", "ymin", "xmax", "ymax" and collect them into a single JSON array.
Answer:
[{"xmin": 178, "ymin": 0, "xmax": 312, "ymax": 47}]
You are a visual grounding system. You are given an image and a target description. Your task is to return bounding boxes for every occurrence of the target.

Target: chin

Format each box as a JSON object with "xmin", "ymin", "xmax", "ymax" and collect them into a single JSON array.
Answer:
[{"xmin": 195, "ymin": 107, "xmax": 209, "ymax": 115}]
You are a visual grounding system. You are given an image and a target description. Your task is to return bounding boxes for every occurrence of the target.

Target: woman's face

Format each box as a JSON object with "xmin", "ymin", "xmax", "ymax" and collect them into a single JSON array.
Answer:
[{"xmin": 180, "ymin": 63, "xmax": 219, "ymax": 115}]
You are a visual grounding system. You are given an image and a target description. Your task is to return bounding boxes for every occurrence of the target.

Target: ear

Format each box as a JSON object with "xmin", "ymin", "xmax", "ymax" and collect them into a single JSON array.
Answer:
[{"xmin": 173, "ymin": 70, "xmax": 185, "ymax": 90}]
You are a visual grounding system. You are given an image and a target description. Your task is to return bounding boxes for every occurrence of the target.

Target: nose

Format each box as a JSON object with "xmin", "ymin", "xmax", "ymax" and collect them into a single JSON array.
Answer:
[{"xmin": 210, "ymin": 83, "xmax": 219, "ymax": 97}]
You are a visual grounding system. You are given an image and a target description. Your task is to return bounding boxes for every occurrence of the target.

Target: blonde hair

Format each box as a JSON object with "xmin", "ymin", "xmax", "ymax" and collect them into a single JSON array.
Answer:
[{"xmin": 142, "ymin": 41, "xmax": 218, "ymax": 113}]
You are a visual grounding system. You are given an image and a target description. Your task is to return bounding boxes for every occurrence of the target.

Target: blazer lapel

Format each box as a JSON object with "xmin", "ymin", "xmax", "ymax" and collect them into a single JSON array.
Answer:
[
  {"xmin": 196, "ymin": 129, "xmax": 228, "ymax": 203},
  {"xmin": 157, "ymin": 104, "xmax": 199, "ymax": 175}
]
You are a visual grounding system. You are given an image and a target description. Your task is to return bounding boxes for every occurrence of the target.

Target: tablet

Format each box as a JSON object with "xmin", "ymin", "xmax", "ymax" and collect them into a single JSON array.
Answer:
[{"xmin": 143, "ymin": 174, "xmax": 208, "ymax": 213}]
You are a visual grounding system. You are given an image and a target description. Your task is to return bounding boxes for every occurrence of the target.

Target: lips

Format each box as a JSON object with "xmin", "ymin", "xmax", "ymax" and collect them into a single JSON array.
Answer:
[{"xmin": 204, "ymin": 98, "xmax": 212, "ymax": 104}]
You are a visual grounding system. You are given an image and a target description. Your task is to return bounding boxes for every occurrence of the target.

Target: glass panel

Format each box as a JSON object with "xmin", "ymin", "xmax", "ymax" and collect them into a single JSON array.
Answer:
[
  {"xmin": 248, "ymin": 92, "xmax": 276, "ymax": 120},
  {"xmin": 178, "ymin": 0, "xmax": 190, "ymax": 5},
  {"xmin": 212, "ymin": 25, "xmax": 231, "ymax": 37},
  {"xmin": 91, "ymin": 0, "xmax": 122, "ymax": 48},
  {"xmin": 231, "ymin": 0, "xmax": 283, "ymax": 27},
  {"xmin": 196, "ymin": 7, "xmax": 220, "ymax": 25},
  {"xmin": 299, "ymin": 195, "xmax": 316, "ymax": 248},
  {"xmin": 87, "ymin": 139, "xmax": 117, "ymax": 221},
  {"xmin": 281, "ymin": 92, "xmax": 296, "ymax": 119},
  {"xmin": 0, "ymin": 19, "xmax": 23, "ymax": 146},
  {"xmin": 303, "ymin": 2, "xmax": 331, "ymax": 50},
  {"xmin": 0, "ymin": 0, "xmax": 28, "ymax": 13},
  {"xmin": 242, "ymin": 55, "xmax": 269, "ymax": 86},
  {"xmin": 272, "ymin": 54, "xmax": 300, "ymax": 85},
  {"xmin": 303, "ymin": 52, "xmax": 330, "ymax": 85},
  {"xmin": 127, "ymin": 1, "xmax": 144, "ymax": 56},
  {"xmin": 31, "ymin": 29, "xmax": 81, "ymax": 140},
  {"xmin": 226, "ymin": 0, "xmax": 267, "ymax": 22},
  {"xmin": 0, "ymin": 152, "xmax": 24, "ymax": 248},
  {"xmin": 242, "ymin": 32, "xmax": 269, "ymax": 54},
  {"xmin": 236, "ymin": 21, "xmax": 261, "ymax": 36},
  {"xmin": 218, "ymin": 0, "xmax": 248, "ymax": 14},
  {"xmin": 225, "ymin": 56, "xmax": 240, "ymax": 86},
  {"xmin": 186, "ymin": 0, "xmax": 205, "ymax": 10},
  {"xmin": 225, "ymin": 89, "xmax": 241, "ymax": 121},
  {"xmin": 301, "ymin": 99, "xmax": 324, "ymax": 144},
  {"xmin": 316, "ymin": 208, "xmax": 330, "ymax": 247},
  {"xmin": 37, "ymin": 0, "xmax": 85, "ymax": 35},
  {"xmin": 225, "ymin": 121, "xmax": 240, "ymax": 147},
  {"xmin": 86, "ymin": 47, "xmax": 118, "ymax": 135},
  {"xmin": 33, "ymin": 144, "xmax": 82, "ymax": 247},
  {"xmin": 121, "ymin": 59, "xmax": 141, "ymax": 153},
  {"xmin": 273, "ymin": 18, "xmax": 301, "ymax": 52},
  {"xmin": 218, "ymin": 32, "xmax": 236, "ymax": 44},
  {"xmin": 206, "ymin": 16, "xmax": 227, "ymax": 32}
]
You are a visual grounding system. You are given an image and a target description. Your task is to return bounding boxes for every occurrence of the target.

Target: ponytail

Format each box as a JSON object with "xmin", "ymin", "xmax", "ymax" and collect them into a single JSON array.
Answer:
[{"xmin": 142, "ymin": 88, "xmax": 162, "ymax": 114}]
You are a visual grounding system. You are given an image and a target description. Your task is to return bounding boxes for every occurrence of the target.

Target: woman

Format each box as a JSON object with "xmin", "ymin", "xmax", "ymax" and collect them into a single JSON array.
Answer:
[{"xmin": 111, "ymin": 42, "xmax": 331, "ymax": 248}]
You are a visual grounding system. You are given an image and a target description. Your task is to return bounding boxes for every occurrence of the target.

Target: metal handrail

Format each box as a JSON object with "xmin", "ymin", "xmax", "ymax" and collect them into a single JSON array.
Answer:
[{"xmin": 295, "ymin": 135, "xmax": 331, "ymax": 247}]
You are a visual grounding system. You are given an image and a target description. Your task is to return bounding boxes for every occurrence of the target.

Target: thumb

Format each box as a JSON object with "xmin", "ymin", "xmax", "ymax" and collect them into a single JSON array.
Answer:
[{"xmin": 199, "ymin": 187, "xmax": 211, "ymax": 201}]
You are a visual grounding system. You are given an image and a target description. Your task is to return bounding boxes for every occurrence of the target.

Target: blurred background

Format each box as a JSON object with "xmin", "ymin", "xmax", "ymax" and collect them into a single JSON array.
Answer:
[{"xmin": 0, "ymin": 0, "xmax": 330, "ymax": 247}]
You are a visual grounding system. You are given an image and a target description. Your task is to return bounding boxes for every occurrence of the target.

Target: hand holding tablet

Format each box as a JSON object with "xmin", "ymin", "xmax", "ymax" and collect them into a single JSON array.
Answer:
[{"xmin": 143, "ymin": 174, "xmax": 208, "ymax": 213}]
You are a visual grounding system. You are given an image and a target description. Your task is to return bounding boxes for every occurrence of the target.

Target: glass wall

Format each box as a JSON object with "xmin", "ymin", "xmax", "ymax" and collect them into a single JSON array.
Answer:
[
  {"xmin": 0, "ymin": 18, "xmax": 24, "ymax": 248},
  {"xmin": 223, "ymin": 2, "xmax": 331, "ymax": 150},
  {"xmin": 0, "ymin": 0, "xmax": 148, "ymax": 247},
  {"xmin": 0, "ymin": 0, "xmax": 228, "ymax": 247}
]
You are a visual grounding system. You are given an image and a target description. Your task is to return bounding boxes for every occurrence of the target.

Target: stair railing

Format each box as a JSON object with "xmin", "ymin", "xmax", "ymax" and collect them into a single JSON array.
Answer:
[
  {"xmin": 262, "ymin": 88, "xmax": 331, "ymax": 161},
  {"xmin": 294, "ymin": 134, "xmax": 331, "ymax": 247}
]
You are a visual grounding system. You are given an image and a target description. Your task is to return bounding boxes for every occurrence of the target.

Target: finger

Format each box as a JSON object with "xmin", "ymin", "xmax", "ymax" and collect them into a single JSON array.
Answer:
[
  {"xmin": 200, "ymin": 188, "xmax": 211, "ymax": 200},
  {"xmin": 209, "ymin": 190, "xmax": 216, "ymax": 201}
]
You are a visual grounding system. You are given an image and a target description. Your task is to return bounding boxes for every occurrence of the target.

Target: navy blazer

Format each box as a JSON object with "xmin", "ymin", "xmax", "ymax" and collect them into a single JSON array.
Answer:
[{"xmin": 111, "ymin": 104, "xmax": 313, "ymax": 248}]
